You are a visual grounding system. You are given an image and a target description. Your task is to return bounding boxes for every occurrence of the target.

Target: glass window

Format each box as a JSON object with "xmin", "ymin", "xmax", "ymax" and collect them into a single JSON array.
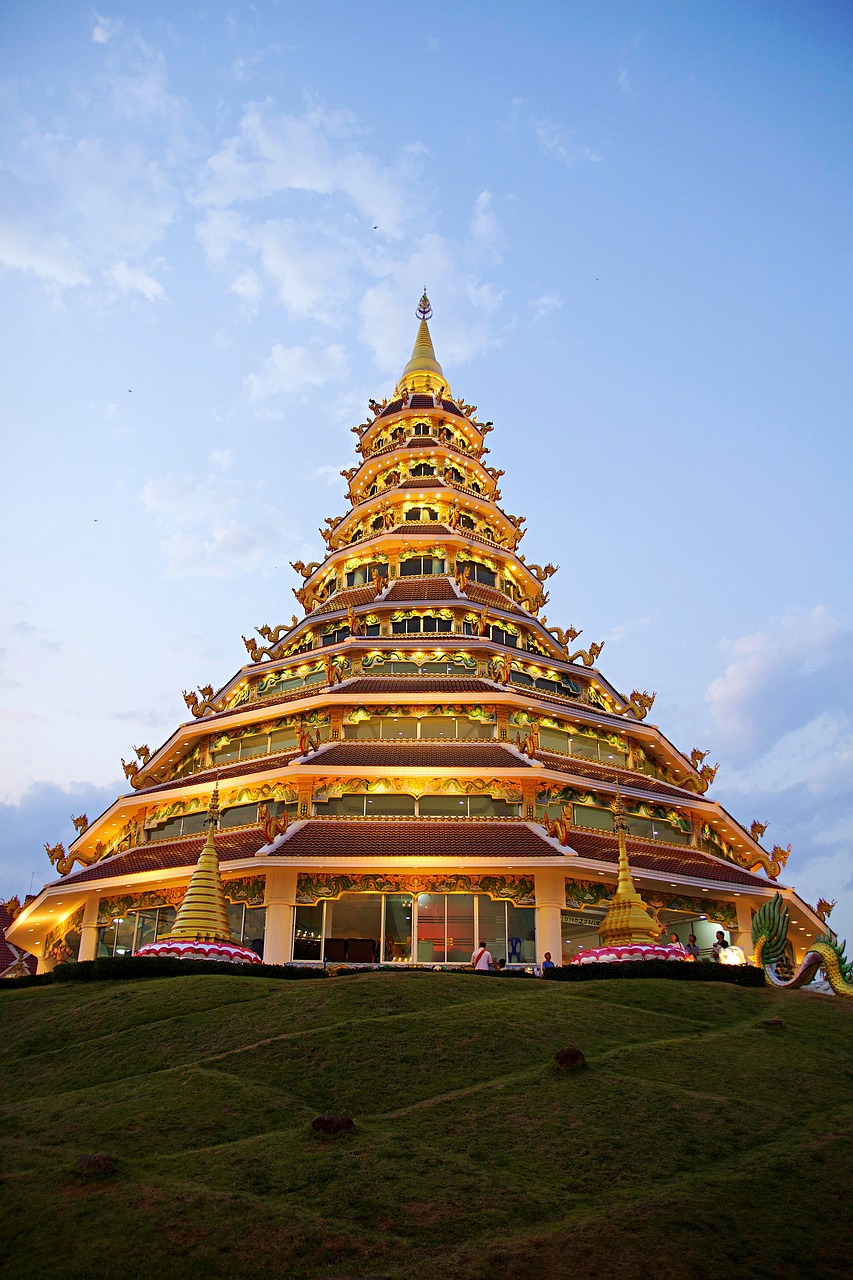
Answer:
[
  {"xmin": 322, "ymin": 795, "xmax": 367, "ymax": 816},
  {"xmin": 325, "ymin": 893, "xmax": 382, "ymax": 964},
  {"xmin": 383, "ymin": 895, "xmax": 413, "ymax": 962},
  {"xmin": 446, "ymin": 894, "xmax": 475, "ymax": 963},
  {"xmin": 572, "ymin": 805, "xmax": 614, "ymax": 832},
  {"xmin": 508, "ymin": 905, "xmax": 536, "ymax": 963},
  {"xmin": 155, "ymin": 907, "xmax": 176, "ymax": 939},
  {"xmin": 416, "ymin": 893, "xmax": 445, "ymax": 963},
  {"xmin": 478, "ymin": 895, "xmax": 507, "ymax": 963},
  {"xmin": 293, "ymin": 904, "xmax": 323, "ymax": 960},
  {"xmin": 135, "ymin": 910, "xmax": 158, "ymax": 951},
  {"xmin": 364, "ymin": 794, "xmax": 416, "ymax": 816},
  {"xmin": 240, "ymin": 734, "xmax": 268, "ymax": 758},
  {"xmin": 344, "ymin": 719, "xmax": 382, "ymax": 740},
  {"xmin": 244, "ymin": 908, "xmax": 266, "ymax": 957},
  {"xmin": 270, "ymin": 727, "xmax": 298, "ymax": 752},
  {"xmin": 419, "ymin": 716, "xmax": 456, "ymax": 738},
  {"xmin": 539, "ymin": 727, "xmax": 570, "ymax": 754},
  {"xmin": 382, "ymin": 717, "xmax": 418, "ymax": 738},
  {"xmin": 212, "ymin": 743, "xmax": 240, "ymax": 765},
  {"xmin": 227, "ymin": 902, "xmax": 245, "ymax": 942},
  {"xmin": 420, "ymin": 795, "xmax": 468, "ymax": 816},
  {"xmin": 220, "ymin": 803, "xmax": 258, "ymax": 829}
]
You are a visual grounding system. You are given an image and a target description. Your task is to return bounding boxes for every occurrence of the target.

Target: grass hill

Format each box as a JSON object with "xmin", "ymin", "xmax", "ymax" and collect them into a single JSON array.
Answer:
[{"xmin": 1, "ymin": 972, "xmax": 851, "ymax": 1280}]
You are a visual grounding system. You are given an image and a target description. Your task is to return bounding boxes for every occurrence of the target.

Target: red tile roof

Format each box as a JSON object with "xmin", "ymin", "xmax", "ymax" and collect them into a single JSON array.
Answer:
[
  {"xmin": 53, "ymin": 828, "xmax": 270, "ymax": 886},
  {"xmin": 316, "ymin": 741, "xmax": 527, "ymax": 769},
  {"xmin": 314, "ymin": 585, "xmax": 379, "ymax": 615},
  {"xmin": 463, "ymin": 582, "xmax": 526, "ymax": 616},
  {"xmin": 401, "ymin": 477, "xmax": 443, "ymax": 488},
  {"xmin": 394, "ymin": 522, "xmax": 452, "ymax": 535},
  {"xmin": 281, "ymin": 820, "xmax": 557, "ymax": 859},
  {"xmin": 344, "ymin": 677, "xmax": 493, "ymax": 695},
  {"xmin": 564, "ymin": 828, "xmax": 769, "ymax": 886},
  {"xmin": 536, "ymin": 753, "xmax": 692, "ymax": 800},
  {"xmin": 135, "ymin": 749, "xmax": 300, "ymax": 795},
  {"xmin": 384, "ymin": 576, "xmax": 458, "ymax": 601}
]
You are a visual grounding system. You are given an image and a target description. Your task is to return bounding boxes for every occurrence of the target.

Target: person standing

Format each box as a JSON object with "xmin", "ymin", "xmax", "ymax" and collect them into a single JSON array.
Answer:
[
  {"xmin": 541, "ymin": 951, "xmax": 556, "ymax": 970},
  {"xmin": 685, "ymin": 933, "xmax": 700, "ymax": 960},
  {"xmin": 711, "ymin": 930, "xmax": 728, "ymax": 962},
  {"xmin": 471, "ymin": 941, "xmax": 493, "ymax": 971}
]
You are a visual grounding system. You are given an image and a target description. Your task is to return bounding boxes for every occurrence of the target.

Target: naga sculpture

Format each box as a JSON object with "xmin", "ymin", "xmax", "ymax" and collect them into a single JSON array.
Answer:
[
  {"xmin": 539, "ymin": 620, "xmax": 582, "ymax": 654},
  {"xmin": 258, "ymin": 622, "xmax": 296, "ymax": 645},
  {"xmin": 242, "ymin": 635, "xmax": 276, "ymax": 663},
  {"xmin": 747, "ymin": 844, "xmax": 791, "ymax": 881},
  {"xmin": 258, "ymin": 803, "xmax": 290, "ymax": 845},
  {"xmin": 816, "ymin": 897, "xmax": 837, "ymax": 922},
  {"xmin": 44, "ymin": 839, "xmax": 108, "ymax": 877},
  {"xmin": 541, "ymin": 806, "xmax": 573, "ymax": 847},
  {"xmin": 680, "ymin": 759, "xmax": 719, "ymax": 794},
  {"xmin": 623, "ymin": 688, "xmax": 655, "ymax": 720},
  {"xmin": 567, "ymin": 641, "xmax": 605, "ymax": 668},
  {"xmin": 71, "ymin": 813, "xmax": 89, "ymax": 836},
  {"xmin": 750, "ymin": 819, "xmax": 769, "ymax": 841},
  {"xmin": 689, "ymin": 748, "xmax": 710, "ymax": 770},
  {"xmin": 323, "ymin": 654, "xmax": 345, "ymax": 686},
  {"xmin": 183, "ymin": 685, "xmax": 217, "ymax": 718},
  {"xmin": 132, "ymin": 743, "xmax": 151, "ymax": 765},
  {"xmin": 490, "ymin": 652, "xmax": 513, "ymax": 685},
  {"xmin": 121, "ymin": 758, "xmax": 147, "ymax": 788},
  {"xmin": 2, "ymin": 895, "xmax": 22, "ymax": 920},
  {"xmin": 290, "ymin": 560, "xmax": 321, "ymax": 580},
  {"xmin": 752, "ymin": 892, "xmax": 852, "ymax": 997},
  {"xmin": 525, "ymin": 562, "xmax": 559, "ymax": 582},
  {"xmin": 296, "ymin": 722, "xmax": 321, "ymax": 755}
]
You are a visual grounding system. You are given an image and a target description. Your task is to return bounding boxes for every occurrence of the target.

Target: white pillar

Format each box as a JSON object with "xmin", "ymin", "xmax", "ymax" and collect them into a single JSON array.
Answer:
[
  {"xmin": 263, "ymin": 867, "xmax": 298, "ymax": 965},
  {"xmin": 734, "ymin": 897, "xmax": 754, "ymax": 960},
  {"xmin": 36, "ymin": 955, "xmax": 56, "ymax": 975},
  {"xmin": 535, "ymin": 868, "xmax": 565, "ymax": 965},
  {"xmin": 77, "ymin": 896, "xmax": 101, "ymax": 962}
]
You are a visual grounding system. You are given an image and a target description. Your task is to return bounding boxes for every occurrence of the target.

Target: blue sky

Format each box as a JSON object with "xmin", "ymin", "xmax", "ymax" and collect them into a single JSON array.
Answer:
[{"xmin": 1, "ymin": 1, "xmax": 851, "ymax": 941}]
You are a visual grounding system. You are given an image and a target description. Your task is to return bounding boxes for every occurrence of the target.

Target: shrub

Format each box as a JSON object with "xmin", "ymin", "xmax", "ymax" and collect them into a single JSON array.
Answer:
[{"xmin": 541, "ymin": 961, "xmax": 765, "ymax": 987}]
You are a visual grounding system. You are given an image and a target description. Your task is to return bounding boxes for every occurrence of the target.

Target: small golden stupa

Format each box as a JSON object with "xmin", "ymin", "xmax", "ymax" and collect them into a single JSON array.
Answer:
[
  {"xmin": 136, "ymin": 783, "xmax": 261, "ymax": 964},
  {"xmin": 596, "ymin": 793, "xmax": 661, "ymax": 947}
]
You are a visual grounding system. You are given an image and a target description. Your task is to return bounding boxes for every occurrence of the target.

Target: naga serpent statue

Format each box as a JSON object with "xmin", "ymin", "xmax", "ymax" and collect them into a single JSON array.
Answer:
[{"xmin": 752, "ymin": 893, "xmax": 853, "ymax": 998}]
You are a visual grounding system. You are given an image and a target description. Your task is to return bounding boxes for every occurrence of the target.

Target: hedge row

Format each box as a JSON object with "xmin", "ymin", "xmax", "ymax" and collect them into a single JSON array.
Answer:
[
  {"xmin": 542, "ymin": 961, "xmax": 766, "ymax": 986},
  {"xmin": 1, "ymin": 956, "xmax": 767, "ymax": 989}
]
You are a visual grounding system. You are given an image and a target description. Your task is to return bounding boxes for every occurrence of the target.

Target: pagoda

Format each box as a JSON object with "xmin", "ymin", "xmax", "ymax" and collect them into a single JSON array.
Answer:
[{"xmin": 7, "ymin": 295, "xmax": 829, "ymax": 972}]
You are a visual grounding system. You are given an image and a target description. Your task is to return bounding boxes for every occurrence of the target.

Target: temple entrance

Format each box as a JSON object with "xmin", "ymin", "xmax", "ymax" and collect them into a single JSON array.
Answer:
[{"xmin": 292, "ymin": 892, "xmax": 535, "ymax": 965}]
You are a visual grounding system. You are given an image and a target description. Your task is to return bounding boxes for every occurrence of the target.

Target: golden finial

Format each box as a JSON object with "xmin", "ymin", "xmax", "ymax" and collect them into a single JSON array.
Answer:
[{"xmin": 416, "ymin": 288, "xmax": 432, "ymax": 320}]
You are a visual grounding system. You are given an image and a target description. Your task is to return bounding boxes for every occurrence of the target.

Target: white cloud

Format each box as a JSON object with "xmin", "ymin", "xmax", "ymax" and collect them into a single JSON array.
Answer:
[
  {"xmin": 195, "ymin": 102, "xmax": 414, "ymax": 238},
  {"xmin": 108, "ymin": 260, "xmax": 166, "ymax": 300},
  {"xmin": 533, "ymin": 119, "xmax": 602, "ymax": 167},
  {"xmin": 0, "ymin": 221, "xmax": 89, "ymax": 287},
  {"xmin": 707, "ymin": 606, "xmax": 851, "ymax": 755},
  {"xmin": 530, "ymin": 294, "xmax": 563, "ymax": 321},
  {"xmin": 245, "ymin": 341, "xmax": 349, "ymax": 410},
  {"xmin": 470, "ymin": 191, "xmax": 503, "ymax": 260},
  {"xmin": 209, "ymin": 449, "xmax": 234, "ymax": 469},
  {"xmin": 91, "ymin": 14, "xmax": 120, "ymax": 44}
]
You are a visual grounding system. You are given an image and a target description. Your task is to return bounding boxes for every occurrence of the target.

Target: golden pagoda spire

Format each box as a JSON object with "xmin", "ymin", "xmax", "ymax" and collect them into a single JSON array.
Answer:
[
  {"xmin": 395, "ymin": 289, "xmax": 446, "ymax": 394},
  {"xmin": 163, "ymin": 782, "xmax": 233, "ymax": 943},
  {"xmin": 597, "ymin": 792, "xmax": 661, "ymax": 947}
]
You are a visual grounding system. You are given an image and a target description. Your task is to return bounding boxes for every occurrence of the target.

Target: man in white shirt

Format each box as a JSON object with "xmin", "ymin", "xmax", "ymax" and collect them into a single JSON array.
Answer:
[{"xmin": 471, "ymin": 941, "xmax": 493, "ymax": 971}]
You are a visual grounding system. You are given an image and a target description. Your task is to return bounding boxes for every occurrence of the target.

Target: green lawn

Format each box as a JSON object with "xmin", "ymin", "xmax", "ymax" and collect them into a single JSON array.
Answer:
[{"xmin": 1, "ymin": 973, "xmax": 850, "ymax": 1279}]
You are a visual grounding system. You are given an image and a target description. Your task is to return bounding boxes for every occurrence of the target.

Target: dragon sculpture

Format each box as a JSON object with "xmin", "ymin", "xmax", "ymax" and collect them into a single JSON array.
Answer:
[
  {"xmin": 258, "ymin": 803, "xmax": 290, "ymax": 845},
  {"xmin": 514, "ymin": 726, "xmax": 539, "ymax": 758},
  {"xmin": 183, "ymin": 685, "xmax": 218, "ymax": 718},
  {"xmin": 323, "ymin": 654, "xmax": 345, "ymax": 686},
  {"xmin": 746, "ymin": 843, "xmax": 792, "ymax": 881},
  {"xmin": 44, "ymin": 840, "xmax": 107, "ymax": 877},
  {"xmin": 752, "ymin": 892, "xmax": 853, "ymax": 998},
  {"xmin": 71, "ymin": 813, "xmax": 89, "ymax": 836},
  {"xmin": 541, "ymin": 806, "xmax": 573, "ymax": 848},
  {"xmin": 622, "ymin": 688, "xmax": 655, "ymax": 721},
  {"xmin": 490, "ymin": 652, "xmax": 513, "ymax": 685},
  {"xmin": 539, "ymin": 619, "xmax": 582, "ymax": 654},
  {"xmin": 290, "ymin": 560, "xmax": 321, "ymax": 581},
  {"xmin": 816, "ymin": 898, "xmax": 837, "ymax": 922},
  {"xmin": 567, "ymin": 641, "xmax": 604, "ymax": 668},
  {"xmin": 750, "ymin": 819, "xmax": 769, "ymax": 841}
]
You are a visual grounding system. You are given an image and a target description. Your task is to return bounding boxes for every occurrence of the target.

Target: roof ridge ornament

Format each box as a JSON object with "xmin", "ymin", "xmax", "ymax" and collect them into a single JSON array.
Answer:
[{"xmin": 416, "ymin": 288, "xmax": 432, "ymax": 320}]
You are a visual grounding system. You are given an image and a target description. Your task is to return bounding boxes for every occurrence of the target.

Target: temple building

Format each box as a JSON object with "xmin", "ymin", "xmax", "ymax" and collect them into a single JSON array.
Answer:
[{"xmin": 7, "ymin": 295, "xmax": 829, "ymax": 972}]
